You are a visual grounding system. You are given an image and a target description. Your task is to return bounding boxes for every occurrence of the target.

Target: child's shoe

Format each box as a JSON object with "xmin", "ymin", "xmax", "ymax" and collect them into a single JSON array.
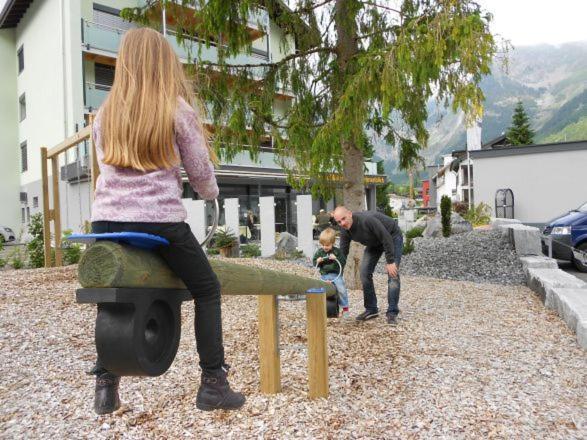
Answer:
[{"xmin": 339, "ymin": 307, "xmax": 351, "ymax": 320}]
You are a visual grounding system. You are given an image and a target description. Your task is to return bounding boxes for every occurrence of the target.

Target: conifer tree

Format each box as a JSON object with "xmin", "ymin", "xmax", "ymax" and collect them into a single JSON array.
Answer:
[
  {"xmin": 506, "ymin": 100, "xmax": 534, "ymax": 145},
  {"xmin": 123, "ymin": 0, "xmax": 498, "ymax": 286}
]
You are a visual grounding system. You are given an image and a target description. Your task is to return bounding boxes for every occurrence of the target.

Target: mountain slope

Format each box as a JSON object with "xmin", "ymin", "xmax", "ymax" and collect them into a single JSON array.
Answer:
[{"xmin": 377, "ymin": 41, "xmax": 587, "ymax": 182}]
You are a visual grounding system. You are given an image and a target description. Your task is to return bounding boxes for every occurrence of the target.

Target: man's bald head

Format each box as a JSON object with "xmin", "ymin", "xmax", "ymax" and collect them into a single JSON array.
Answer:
[{"xmin": 333, "ymin": 206, "xmax": 353, "ymax": 230}]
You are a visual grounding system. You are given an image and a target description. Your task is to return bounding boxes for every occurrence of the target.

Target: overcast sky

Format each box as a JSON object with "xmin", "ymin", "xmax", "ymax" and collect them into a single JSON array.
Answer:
[{"xmin": 1, "ymin": 0, "xmax": 585, "ymax": 46}]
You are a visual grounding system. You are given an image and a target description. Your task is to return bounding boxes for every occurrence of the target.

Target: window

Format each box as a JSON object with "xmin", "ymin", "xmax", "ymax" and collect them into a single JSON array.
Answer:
[
  {"xmin": 17, "ymin": 45, "xmax": 24, "ymax": 73},
  {"xmin": 33, "ymin": 197, "xmax": 38, "ymax": 208},
  {"xmin": 20, "ymin": 141, "xmax": 27, "ymax": 172},
  {"xmin": 26, "ymin": 207, "xmax": 30, "ymax": 224},
  {"xmin": 93, "ymin": 4, "xmax": 136, "ymax": 31},
  {"xmin": 21, "ymin": 207, "xmax": 25, "ymax": 223},
  {"xmin": 94, "ymin": 63, "xmax": 115, "ymax": 89},
  {"xmin": 19, "ymin": 93, "xmax": 26, "ymax": 121}
]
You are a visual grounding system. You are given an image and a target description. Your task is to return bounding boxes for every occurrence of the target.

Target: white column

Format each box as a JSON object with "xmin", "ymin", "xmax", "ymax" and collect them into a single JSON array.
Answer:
[
  {"xmin": 260, "ymin": 196, "xmax": 275, "ymax": 257},
  {"xmin": 183, "ymin": 199, "xmax": 206, "ymax": 244},
  {"xmin": 296, "ymin": 194, "xmax": 314, "ymax": 258},
  {"xmin": 224, "ymin": 198, "xmax": 240, "ymax": 241}
]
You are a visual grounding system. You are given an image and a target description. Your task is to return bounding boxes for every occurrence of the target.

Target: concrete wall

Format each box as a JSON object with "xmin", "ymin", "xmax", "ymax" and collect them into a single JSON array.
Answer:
[
  {"xmin": 0, "ymin": 29, "xmax": 22, "ymax": 232},
  {"xmin": 474, "ymin": 149, "xmax": 586, "ymax": 224}
]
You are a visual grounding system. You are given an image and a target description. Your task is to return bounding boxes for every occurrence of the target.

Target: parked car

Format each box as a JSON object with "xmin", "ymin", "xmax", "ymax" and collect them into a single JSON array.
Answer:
[
  {"xmin": 0, "ymin": 226, "xmax": 16, "ymax": 244},
  {"xmin": 542, "ymin": 201, "xmax": 587, "ymax": 272}
]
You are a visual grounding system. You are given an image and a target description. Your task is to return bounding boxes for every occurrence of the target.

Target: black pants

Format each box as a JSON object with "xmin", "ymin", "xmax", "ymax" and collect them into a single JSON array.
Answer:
[{"xmin": 92, "ymin": 221, "xmax": 225, "ymax": 376}]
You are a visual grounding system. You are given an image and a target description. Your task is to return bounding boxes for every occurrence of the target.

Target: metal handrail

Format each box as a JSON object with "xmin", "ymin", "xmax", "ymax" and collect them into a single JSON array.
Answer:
[{"xmin": 201, "ymin": 199, "xmax": 219, "ymax": 247}]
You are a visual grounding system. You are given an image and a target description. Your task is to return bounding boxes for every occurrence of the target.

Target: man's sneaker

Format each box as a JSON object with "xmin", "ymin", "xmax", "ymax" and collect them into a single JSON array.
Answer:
[
  {"xmin": 386, "ymin": 313, "xmax": 398, "ymax": 325},
  {"xmin": 355, "ymin": 310, "xmax": 379, "ymax": 321}
]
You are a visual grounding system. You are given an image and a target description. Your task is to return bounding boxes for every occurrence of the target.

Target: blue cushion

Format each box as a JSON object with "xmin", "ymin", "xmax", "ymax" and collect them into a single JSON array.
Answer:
[{"xmin": 66, "ymin": 232, "xmax": 170, "ymax": 250}]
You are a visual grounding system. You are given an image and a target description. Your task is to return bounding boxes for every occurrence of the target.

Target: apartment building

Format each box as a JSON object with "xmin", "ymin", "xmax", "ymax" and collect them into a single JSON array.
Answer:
[{"xmin": 0, "ymin": 0, "xmax": 385, "ymax": 236}]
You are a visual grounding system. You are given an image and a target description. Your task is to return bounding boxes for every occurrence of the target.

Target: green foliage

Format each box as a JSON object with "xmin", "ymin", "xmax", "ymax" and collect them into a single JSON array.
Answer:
[
  {"xmin": 403, "ymin": 225, "xmax": 424, "ymax": 255},
  {"xmin": 0, "ymin": 237, "xmax": 3, "ymax": 252},
  {"xmin": 27, "ymin": 213, "xmax": 46, "ymax": 268},
  {"xmin": 122, "ymin": 0, "xmax": 498, "ymax": 205},
  {"xmin": 62, "ymin": 229, "xmax": 82, "ymax": 265},
  {"xmin": 207, "ymin": 247, "xmax": 220, "ymax": 256},
  {"xmin": 9, "ymin": 248, "xmax": 24, "ymax": 269},
  {"xmin": 274, "ymin": 248, "xmax": 304, "ymax": 261},
  {"xmin": 542, "ymin": 115, "xmax": 587, "ymax": 143},
  {"xmin": 464, "ymin": 202, "xmax": 491, "ymax": 227},
  {"xmin": 212, "ymin": 228, "xmax": 238, "ymax": 249},
  {"xmin": 0, "ymin": 257, "xmax": 6, "ymax": 268},
  {"xmin": 440, "ymin": 195, "xmax": 452, "ymax": 237},
  {"xmin": 240, "ymin": 243, "xmax": 261, "ymax": 258},
  {"xmin": 506, "ymin": 101, "xmax": 535, "ymax": 145}
]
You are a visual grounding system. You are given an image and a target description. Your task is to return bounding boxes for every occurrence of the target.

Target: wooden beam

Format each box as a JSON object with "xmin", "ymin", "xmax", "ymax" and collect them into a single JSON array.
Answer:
[
  {"xmin": 40, "ymin": 147, "xmax": 52, "ymax": 268},
  {"xmin": 258, "ymin": 295, "xmax": 281, "ymax": 394},
  {"xmin": 51, "ymin": 157, "xmax": 63, "ymax": 266},
  {"xmin": 88, "ymin": 116, "xmax": 99, "ymax": 196},
  {"xmin": 47, "ymin": 125, "xmax": 91, "ymax": 159},
  {"xmin": 306, "ymin": 292, "xmax": 328, "ymax": 399}
]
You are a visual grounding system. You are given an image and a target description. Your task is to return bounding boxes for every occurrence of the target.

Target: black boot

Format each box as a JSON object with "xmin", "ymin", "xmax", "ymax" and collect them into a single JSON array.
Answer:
[
  {"xmin": 196, "ymin": 368, "xmax": 245, "ymax": 411},
  {"xmin": 94, "ymin": 372, "xmax": 121, "ymax": 415}
]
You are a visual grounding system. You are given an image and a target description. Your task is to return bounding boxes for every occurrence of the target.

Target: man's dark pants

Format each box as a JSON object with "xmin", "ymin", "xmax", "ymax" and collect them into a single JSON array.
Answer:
[{"xmin": 360, "ymin": 234, "xmax": 403, "ymax": 315}]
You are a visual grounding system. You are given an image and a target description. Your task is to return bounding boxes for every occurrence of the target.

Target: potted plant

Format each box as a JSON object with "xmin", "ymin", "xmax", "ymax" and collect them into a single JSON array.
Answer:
[{"xmin": 213, "ymin": 228, "xmax": 238, "ymax": 257}]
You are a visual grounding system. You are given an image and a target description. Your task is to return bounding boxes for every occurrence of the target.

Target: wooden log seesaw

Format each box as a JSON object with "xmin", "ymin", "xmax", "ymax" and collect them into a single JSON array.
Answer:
[{"xmin": 69, "ymin": 231, "xmax": 339, "ymax": 399}]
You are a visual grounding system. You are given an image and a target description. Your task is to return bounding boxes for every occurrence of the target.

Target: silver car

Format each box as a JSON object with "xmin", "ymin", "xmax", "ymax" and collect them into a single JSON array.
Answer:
[{"xmin": 0, "ymin": 226, "xmax": 16, "ymax": 243}]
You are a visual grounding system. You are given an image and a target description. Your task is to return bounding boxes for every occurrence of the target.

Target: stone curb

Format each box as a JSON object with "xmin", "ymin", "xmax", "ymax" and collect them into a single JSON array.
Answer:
[{"xmin": 520, "ymin": 256, "xmax": 587, "ymax": 350}]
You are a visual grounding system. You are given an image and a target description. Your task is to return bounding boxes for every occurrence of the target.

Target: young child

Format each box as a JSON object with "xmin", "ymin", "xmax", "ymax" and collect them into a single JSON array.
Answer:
[
  {"xmin": 312, "ymin": 228, "xmax": 350, "ymax": 317},
  {"xmin": 89, "ymin": 28, "xmax": 244, "ymax": 414}
]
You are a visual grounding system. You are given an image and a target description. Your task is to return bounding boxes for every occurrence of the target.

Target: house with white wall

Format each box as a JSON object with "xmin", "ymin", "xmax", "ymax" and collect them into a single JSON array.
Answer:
[{"xmin": 0, "ymin": 0, "xmax": 386, "ymax": 236}]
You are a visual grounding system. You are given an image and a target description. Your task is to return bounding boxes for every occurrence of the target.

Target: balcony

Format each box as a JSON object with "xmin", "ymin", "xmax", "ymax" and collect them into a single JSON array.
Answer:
[
  {"xmin": 84, "ymin": 82, "xmax": 110, "ymax": 111},
  {"xmin": 81, "ymin": 19, "xmax": 269, "ymax": 67}
]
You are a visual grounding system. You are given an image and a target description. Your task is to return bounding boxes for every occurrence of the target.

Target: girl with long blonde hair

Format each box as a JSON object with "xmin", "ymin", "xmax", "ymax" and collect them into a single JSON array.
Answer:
[{"xmin": 90, "ymin": 27, "xmax": 244, "ymax": 414}]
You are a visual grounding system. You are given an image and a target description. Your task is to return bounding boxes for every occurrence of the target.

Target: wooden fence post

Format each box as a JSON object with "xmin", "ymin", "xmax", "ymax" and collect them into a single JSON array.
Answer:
[
  {"xmin": 306, "ymin": 291, "xmax": 328, "ymax": 398},
  {"xmin": 51, "ymin": 156, "xmax": 63, "ymax": 266},
  {"xmin": 41, "ymin": 147, "xmax": 52, "ymax": 268},
  {"xmin": 258, "ymin": 295, "xmax": 281, "ymax": 394}
]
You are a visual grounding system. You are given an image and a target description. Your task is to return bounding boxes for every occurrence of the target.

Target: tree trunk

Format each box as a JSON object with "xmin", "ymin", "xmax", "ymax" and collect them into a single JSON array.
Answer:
[
  {"xmin": 334, "ymin": 0, "xmax": 364, "ymax": 290},
  {"xmin": 78, "ymin": 241, "xmax": 337, "ymax": 297}
]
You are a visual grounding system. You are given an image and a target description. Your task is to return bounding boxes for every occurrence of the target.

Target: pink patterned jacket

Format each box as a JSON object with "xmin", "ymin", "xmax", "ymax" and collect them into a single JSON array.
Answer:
[{"xmin": 91, "ymin": 97, "xmax": 218, "ymax": 223}]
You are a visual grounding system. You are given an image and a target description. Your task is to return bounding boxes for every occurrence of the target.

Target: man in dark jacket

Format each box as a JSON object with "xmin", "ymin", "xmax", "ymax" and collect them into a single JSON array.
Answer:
[{"xmin": 333, "ymin": 206, "xmax": 403, "ymax": 324}]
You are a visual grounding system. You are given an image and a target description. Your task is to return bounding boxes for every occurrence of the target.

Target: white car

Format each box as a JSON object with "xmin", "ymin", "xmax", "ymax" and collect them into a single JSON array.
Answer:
[{"xmin": 0, "ymin": 226, "xmax": 16, "ymax": 243}]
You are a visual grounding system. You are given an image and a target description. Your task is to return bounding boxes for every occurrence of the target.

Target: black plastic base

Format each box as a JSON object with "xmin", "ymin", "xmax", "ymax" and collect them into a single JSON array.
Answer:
[
  {"xmin": 326, "ymin": 295, "xmax": 339, "ymax": 318},
  {"xmin": 77, "ymin": 288, "xmax": 191, "ymax": 377}
]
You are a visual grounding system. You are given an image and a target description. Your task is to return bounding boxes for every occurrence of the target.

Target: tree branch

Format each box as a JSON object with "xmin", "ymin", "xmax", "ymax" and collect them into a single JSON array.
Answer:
[
  {"xmin": 199, "ymin": 46, "xmax": 337, "ymax": 69},
  {"xmin": 359, "ymin": 1, "xmax": 403, "ymax": 15},
  {"xmin": 294, "ymin": 0, "xmax": 336, "ymax": 14}
]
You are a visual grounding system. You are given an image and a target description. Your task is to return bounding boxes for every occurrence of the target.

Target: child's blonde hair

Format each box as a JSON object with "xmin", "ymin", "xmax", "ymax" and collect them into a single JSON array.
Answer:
[
  {"xmin": 100, "ymin": 27, "xmax": 217, "ymax": 171},
  {"xmin": 319, "ymin": 228, "xmax": 336, "ymax": 245}
]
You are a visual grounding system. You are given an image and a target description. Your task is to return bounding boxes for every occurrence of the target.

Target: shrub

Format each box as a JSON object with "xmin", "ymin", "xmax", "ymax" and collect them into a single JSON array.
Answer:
[
  {"xmin": 27, "ymin": 213, "xmax": 46, "ymax": 268},
  {"xmin": 464, "ymin": 202, "xmax": 492, "ymax": 227},
  {"xmin": 0, "ymin": 258, "xmax": 5, "ymax": 268},
  {"xmin": 403, "ymin": 226, "xmax": 424, "ymax": 255},
  {"xmin": 10, "ymin": 248, "xmax": 24, "ymax": 269},
  {"xmin": 452, "ymin": 201, "xmax": 468, "ymax": 216},
  {"xmin": 241, "ymin": 243, "xmax": 261, "ymax": 258},
  {"xmin": 440, "ymin": 195, "xmax": 452, "ymax": 237},
  {"xmin": 212, "ymin": 228, "xmax": 238, "ymax": 249},
  {"xmin": 62, "ymin": 229, "xmax": 82, "ymax": 265},
  {"xmin": 206, "ymin": 247, "xmax": 220, "ymax": 256}
]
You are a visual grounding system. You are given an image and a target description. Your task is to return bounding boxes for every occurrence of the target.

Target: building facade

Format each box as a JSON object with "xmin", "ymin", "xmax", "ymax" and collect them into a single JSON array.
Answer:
[{"xmin": 0, "ymin": 0, "xmax": 385, "ymax": 237}]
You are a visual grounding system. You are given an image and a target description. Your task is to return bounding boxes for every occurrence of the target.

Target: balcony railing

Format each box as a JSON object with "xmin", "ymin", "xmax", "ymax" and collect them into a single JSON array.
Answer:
[{"xmin": 82, "ymin": 20, "xmax": 269, "ymax": 66}]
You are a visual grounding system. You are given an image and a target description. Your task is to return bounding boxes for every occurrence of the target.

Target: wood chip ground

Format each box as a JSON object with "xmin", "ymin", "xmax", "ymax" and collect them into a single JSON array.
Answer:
[{"xmin": 1, "ymin": 259, "xmax": 586, "ymax": 439}]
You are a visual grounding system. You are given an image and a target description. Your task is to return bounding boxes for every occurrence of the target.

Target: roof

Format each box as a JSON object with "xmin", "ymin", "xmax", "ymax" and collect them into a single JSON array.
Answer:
[
  {"xmin": 0, "ymin": 0, "xmax": 34, "ymax": 29},
  {"xmin": 482, "ymin": 134, "xmax": 509, "ymax": 149},
  {"xmin": 470, "ymin": 139, "xmax": 587, "ymax": 159}
]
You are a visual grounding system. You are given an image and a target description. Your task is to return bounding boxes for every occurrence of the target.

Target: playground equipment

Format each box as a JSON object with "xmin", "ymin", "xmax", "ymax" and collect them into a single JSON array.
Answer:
[{"xmin": 71, "ymin": 230, "xmax": 336, "ymax": 399}]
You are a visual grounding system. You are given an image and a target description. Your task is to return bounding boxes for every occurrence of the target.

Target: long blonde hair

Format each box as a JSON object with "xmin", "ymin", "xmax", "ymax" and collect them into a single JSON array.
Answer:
[{"xmin": 100, "ymin": 27, "xmax": 217, "ymax": 171}]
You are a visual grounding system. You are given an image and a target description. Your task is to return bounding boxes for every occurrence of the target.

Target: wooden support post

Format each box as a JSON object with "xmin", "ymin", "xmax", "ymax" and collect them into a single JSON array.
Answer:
[
  {"xmin": 89, "ymin": 114, "xmax": 99, "ymax": 196},
  {"xmin": 41, "ymin": 147, "xmax": 52, "ymax": 268},
  {"xmin": 51, "ymin": 156, "xmax": 63, "ymax": 266},
  {"xmin": 257, "ymin": 295, "xmax": 281, "ymax": 394},
  {"xmin": 306, "ymin": 291, "xmax": 328, "ymax": 399}
]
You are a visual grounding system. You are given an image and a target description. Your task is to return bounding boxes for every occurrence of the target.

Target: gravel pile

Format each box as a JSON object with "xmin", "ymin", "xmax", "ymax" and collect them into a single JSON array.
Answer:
[
  {"xmin": 398, "ymin": 229, "xmax": 527, "ymax": 285},
  {"xmin": 1, "ymin": 261, "xmax": 586, "ymax": 438}
]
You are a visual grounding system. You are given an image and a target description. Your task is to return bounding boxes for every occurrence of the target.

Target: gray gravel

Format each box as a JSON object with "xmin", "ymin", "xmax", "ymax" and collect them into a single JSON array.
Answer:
[{"xmin": 398, "ymin": 229, "xmax": 527, "ymax": 285}]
